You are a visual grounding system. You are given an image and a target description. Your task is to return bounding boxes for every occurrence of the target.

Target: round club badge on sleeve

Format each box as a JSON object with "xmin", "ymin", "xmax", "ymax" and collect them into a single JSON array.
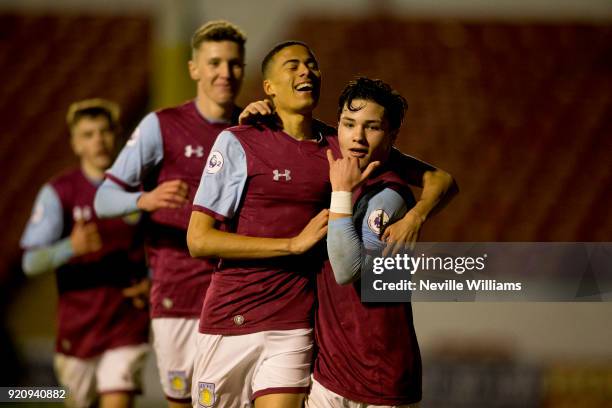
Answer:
[
  {"xmin": 367, "ymin": 209, "xmax": 390, "ymax": 236},
  {"xmin": 206, "ymin": 151, "xmax": 224, "ymax": 174}
]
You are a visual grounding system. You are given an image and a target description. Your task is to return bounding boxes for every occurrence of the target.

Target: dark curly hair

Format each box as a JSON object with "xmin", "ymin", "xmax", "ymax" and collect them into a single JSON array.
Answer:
[{"xmin": 337, "ymin": 77, "xmax": 408, "ymax": 132}]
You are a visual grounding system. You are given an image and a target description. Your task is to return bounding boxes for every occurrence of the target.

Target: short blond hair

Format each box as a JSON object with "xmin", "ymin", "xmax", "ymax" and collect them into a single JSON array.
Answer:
[
  {"xmin": 66, "ymin": 98, "xmax": 120, "ymax": 130},
  {"xmin": 191, "ymin": 20, "xmax": 246, "ymax": 57}
]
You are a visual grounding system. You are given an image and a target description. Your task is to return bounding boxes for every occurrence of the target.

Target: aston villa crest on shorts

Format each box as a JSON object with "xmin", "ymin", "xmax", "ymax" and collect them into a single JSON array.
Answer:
[
  {"xmin": 198, "ymin": 382, "xmax": 216, "ymax": 407},
  {"xmin": 168, "ymin": 370, "xmax": 188, "ymax": 393}
]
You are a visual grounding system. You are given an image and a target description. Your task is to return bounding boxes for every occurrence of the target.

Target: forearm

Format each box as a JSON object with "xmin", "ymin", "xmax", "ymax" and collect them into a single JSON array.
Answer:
[
  {"xmin": 187, "ymin": 212, "xmax": 294, "ymax": 259},
  {"xmin": 94, "ymin": 180, "xmax": 142, "ymax": 218},
  {"xmin": 327, "ymin": 218, "xmax": 364, "ymax": 285},
  {"xmin": 411, "ymin": 169, "xmax": 457, "ymax": 221},
  {"xmin": 22, "ymin": 238, "xmax": 74, "ymax": 276}
]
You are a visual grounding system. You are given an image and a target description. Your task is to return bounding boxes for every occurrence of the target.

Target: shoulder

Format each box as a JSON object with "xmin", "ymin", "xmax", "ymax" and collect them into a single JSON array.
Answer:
[
  {"xmin": 368, "ymin": 187, "xmax": 407, "ymax": 209},
  {"xmin": 47, "ymin": 168, "xmax": 82, "ymax": 206},
  {"xmin": 156, "ymin": 100, "xmax": 193, "ymax": 117},
  {"xmin": 362, "ymin": 169, "xmax": 415, "ymax": 206},
  {"xmin": 219, "ymin": 125, "xmax": 274, "ymax": 150},
  {"xmin": 224, "ymin": 124, "xmax": 267, "ymax": 137}
]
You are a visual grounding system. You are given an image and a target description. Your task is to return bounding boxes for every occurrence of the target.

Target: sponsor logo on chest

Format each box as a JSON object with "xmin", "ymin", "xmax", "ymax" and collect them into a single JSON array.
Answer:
[
  {"xmin": 272, "ymin": 169, "xmax": 292, "ymax": 181},
  {"xmin": 184, "ymin": 144, "xmax": 205, "ymax": 158}
]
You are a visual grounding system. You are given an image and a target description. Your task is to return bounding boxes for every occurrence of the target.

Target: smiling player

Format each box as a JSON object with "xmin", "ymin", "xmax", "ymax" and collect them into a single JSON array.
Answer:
[{"xmin": 94, "ymin": 21, "xmax": 247, "ymax": 408}]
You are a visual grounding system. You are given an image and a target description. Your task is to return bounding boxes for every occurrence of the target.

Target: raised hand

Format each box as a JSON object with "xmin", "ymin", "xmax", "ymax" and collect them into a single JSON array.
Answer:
[
  {"xmin": 326, "ymin": 149, "xmax": 380, "ymax": 192},
  {"xmin": 137, "ymin": 179, "xmax": 189, "ymax": 212},
  {"xmin": 238, "ymin": 99, "xmax": 275, "ymax": 125}
]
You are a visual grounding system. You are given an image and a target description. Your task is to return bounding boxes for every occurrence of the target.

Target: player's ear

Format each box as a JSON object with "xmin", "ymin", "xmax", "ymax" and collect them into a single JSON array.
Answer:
[
  {"xmin": 188, "ymin": 59, "xmax": 199, "ymax": 81},
  {"xmin": 263, "ymin": 79, "xmax": 275, "ymax": 98}
]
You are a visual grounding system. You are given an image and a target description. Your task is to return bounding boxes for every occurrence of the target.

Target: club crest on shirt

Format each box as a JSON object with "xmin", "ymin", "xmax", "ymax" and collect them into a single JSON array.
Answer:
[
  {"xmin": 126, "ymin": 127, "xmax": 140, "ymax": 147},
  {"xmin": 198, "ymin": 382, "xmax": 216, "ymax": 407},
  {"xmin": 206, "ymin": 151, "xmax": 224, "ymax": 174},
  {"xmin": 168, "ymin": 371, "xmax": 188, "ymax": 393},
  {"xmin": 367, "ymin": 209, "xmax": 389, "ymax": 235}
]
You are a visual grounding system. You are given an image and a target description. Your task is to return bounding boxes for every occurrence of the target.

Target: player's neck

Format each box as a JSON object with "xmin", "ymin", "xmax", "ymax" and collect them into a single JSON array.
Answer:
[
  {"xmin": 196, "ymin": 96, "xmax": 234, "ymax": 123},
  {"xmin": 277, "ymin": 110, "xmax": 314, "ymax": 141},
  {"xmin": 80, "ymin": 161, "xmax": 105, "ymax": 181}
]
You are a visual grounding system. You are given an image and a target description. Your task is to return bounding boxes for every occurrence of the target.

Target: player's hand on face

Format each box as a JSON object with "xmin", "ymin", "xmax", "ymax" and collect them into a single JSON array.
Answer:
[
  {"xmin": 70, "ymin": 220, "xmax": 103, "ymax": 256},
  {"xmin": 122, "ymin": 278, "xmax": 150, "ymax": 309},
  {"xmin": 238, "ymin": 99, "xmax": 274, "ymax": 125},
  {"xmin": 289, "ymin": 209, "xmax": 329, "ymax": 255},
  {"xmin": 137, "ymin": 179, "xmax": 189, "ymax": 212},
  {"xmin": 326, "ymin": 149, "xmax": 380, "ymax": 192},
  {"xmin": 381, "ymin": 208, "xmax": 424, "ymax": 256}
]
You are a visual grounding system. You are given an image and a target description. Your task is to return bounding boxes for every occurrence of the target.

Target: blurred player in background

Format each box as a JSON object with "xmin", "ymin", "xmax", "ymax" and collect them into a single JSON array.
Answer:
[
  {"xmin": 187, "ymin": 41, "xmax": 455, "ymax": 407},
  {"xmin": 20, "ymin": 99, "xmax": 150, "ymax": 408},
  {"xmin": 94, "ymin": 20, "xmax": 246, "ymax": 408},
  {"xmin": 310, "ymin": 77, "xmax": 424, "ymax": 408}
]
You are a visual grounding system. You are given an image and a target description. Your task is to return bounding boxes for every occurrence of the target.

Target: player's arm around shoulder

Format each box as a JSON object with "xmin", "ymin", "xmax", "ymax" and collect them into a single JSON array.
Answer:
[{"xmin": 383, "ymin": 150, "xmax": 458, "ymax": 254}]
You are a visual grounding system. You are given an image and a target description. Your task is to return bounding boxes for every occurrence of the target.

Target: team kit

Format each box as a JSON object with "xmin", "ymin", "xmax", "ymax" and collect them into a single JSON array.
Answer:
[{"xmin": 21, "ymin": 20, "xmax": 455, "ymax": 408}]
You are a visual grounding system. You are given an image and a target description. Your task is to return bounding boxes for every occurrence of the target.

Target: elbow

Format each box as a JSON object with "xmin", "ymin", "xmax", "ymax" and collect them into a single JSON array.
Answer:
[
  {"xmin": 93, "ymin": 189, "xmax": 109, "ymax": 218},
  {"xmin": 426, "ymin": 169, "xmax": 459, "ymax": 196},
  {"xmin": 334, "ymin": 274, "xmax": 355, "ymax": 286},
  {"xmin": 186, "ymin": 233, "xmax": 203, "ymax": 258},
  {"xmin": 21, "ymin": 256, "xmax": 34, "ymax": 276},
  {"xmin": 187, "ymin": 211, "xmax": 220, "ymax": 258},
  {"xmin": 332, "ymin": 264, "xmax": 360, "ymax": 285},
  {"xmin": 445, "ymin": 173, "xmax": 459, "ymax": 198},
  {"xmin": 440, "ymin": 169, "xmax": 459, "ymax": 195},
  {"xmin": 186, "ymin": 228, "xmax": 214, "ymax": 258},
  {"xmin": 21, "ymin": 253, "xmax": 44, "ymax": 277}
]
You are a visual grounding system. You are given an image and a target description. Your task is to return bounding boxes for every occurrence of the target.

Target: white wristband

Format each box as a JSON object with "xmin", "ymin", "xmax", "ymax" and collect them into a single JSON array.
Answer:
[{"xmin": 330, "ymin": 191, "xmax": 353, "ymax": 215}]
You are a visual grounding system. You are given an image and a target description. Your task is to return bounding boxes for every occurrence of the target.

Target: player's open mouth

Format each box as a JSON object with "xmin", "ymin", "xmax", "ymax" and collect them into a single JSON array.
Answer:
[
  {"xmin": 295, "ymin": 82, "xmax": 313, "ymax": 92},
  {"xmin": 349, "ymin": 148, "xmax": 368, "ymax": 158}
]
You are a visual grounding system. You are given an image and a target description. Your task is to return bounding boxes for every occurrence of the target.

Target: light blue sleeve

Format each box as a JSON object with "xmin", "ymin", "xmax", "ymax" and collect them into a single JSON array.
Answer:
[
  {"xmin": 106, "ymin": 112, "xmax": 164, "ymax": 187},
  {"xmin": 192, "ymin": 130, "xmax": 247, "ymax": 220},
  {"xmin": 327, "ymin": 188, "xmax": 408, "ymax": 285},
  {"xmin": 95, "ymin": 112, "xmax": 163, "ymax": 218},
  {"xmin": 20, "ymin": 185, "xmax": 64, "ymax": 248},
  {"xmin": 20, "ymin": 185, "xmax": 75, "ymax": 276},
  {"xmin": 94, "ymin": 179, "xmax": 143, "ymax": 218},
  {"xmin": 22, "ymin": 239, "xmax": 74, "ymax": 277}
]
